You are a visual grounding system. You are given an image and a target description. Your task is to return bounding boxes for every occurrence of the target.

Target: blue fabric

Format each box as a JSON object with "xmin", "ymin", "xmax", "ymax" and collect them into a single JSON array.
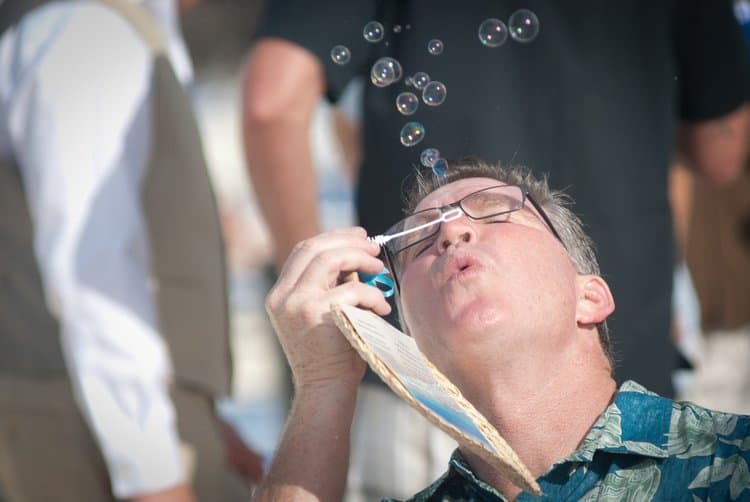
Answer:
[{"xmin": 386, "ymin": 381, "xmax": 750, "ymax": 501}]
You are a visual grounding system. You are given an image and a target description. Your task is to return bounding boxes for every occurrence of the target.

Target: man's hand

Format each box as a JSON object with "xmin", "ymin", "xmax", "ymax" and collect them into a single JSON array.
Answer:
[
  {"xmin": 132, "ymin": 483, "xmax": 196, "ymax": 502},
  {"xmin": 265, "ymin": 227, "xmax": 391, "ymax": 392},
  {"xmin": 255, "ymin": 227, "xmax": 389, "ymax": 501},
  {"xmin": 220, "ymin": 419, "xmax": 264, "ymax": 484}
]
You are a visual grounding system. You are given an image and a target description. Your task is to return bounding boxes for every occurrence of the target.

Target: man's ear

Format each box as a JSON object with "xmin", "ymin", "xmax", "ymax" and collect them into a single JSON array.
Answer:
[{"xmin": 575, "ymin": 275, "xmax": 615, "ymax": 326}]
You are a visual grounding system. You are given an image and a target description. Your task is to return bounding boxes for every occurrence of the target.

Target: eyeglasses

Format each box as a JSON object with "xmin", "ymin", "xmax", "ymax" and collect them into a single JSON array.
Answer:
[{"xmin": 380, "ymin": 184, "xmax": 564, "ymax": 291}]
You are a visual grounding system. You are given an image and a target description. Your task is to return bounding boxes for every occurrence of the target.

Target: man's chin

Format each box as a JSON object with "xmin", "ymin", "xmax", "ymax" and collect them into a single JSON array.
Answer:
[{"xmin": 441, "ymin": 295, "xmax": 507, "ymax": 335}]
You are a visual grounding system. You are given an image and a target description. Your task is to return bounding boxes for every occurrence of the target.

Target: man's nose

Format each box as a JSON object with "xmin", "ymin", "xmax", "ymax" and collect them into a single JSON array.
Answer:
[{"xmin": 438, "ymin": 211, "xmax": 476, "ymax": 252}]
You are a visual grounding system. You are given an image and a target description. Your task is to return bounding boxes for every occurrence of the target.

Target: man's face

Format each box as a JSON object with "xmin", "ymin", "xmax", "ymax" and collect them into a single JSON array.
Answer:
[{"xmin": 397, "ymin": 178, "xmax": 579, "ymax": 376}]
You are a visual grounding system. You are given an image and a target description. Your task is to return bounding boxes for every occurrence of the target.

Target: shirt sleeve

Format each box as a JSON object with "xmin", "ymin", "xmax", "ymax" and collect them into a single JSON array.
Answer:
[
  {"xmin": 674, "ymin": 0, "xmax": 750, "ymax": 122},
  {"xmin": 6, "ymin": 5, "xmax": 185, "ymax": 498}
]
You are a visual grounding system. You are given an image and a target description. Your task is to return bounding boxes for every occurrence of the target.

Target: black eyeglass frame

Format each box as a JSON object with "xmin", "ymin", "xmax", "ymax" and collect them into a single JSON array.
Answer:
[{"xmin": 381, "ymin": 184, "xmax": 566, "ymax": 298}]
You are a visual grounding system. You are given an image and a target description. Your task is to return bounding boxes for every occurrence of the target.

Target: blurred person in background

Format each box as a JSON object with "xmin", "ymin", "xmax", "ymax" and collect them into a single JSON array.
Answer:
[
  {"xmin": 682, "ymin": 163, "xmax": 750, "ymax": 415},
  {"xmin": 668, "ymin": 0, "xmax": 750, "ymax": 416},
  {"xmin": 670, "ymin": 160, "xmax": 750, "ymax": 415},
  {"xmin": 242, "ymin": 1, "xmax": 750, "ymax": 500},
  {"xmin": 0, "ymin": 0, "xmax": 261, "ymax": 500}
]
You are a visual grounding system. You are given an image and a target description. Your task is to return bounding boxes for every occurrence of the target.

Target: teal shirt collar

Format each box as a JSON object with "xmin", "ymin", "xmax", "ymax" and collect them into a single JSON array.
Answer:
[
  {"xmin": 439, "ymin": 381, "xmax": 673, "ymax": 499},
  {"xmin": 566, "ymin": 380, "xmax": 672, "ymax": 462}
]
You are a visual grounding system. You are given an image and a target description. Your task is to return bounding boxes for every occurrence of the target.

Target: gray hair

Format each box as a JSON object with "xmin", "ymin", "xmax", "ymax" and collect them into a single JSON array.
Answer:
[{"xmin": 401, "ymin": 157, "xmax": 613, "ymax": 362}]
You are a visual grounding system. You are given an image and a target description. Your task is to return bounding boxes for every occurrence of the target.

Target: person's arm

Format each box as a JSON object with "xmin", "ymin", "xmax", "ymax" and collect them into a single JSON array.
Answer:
[
  {"xmin": 8, "ymin": 6, "xmax": 191, "ymax": 500},
  {"xmin": 253, "ymin": 228, "xmax": 391, "ymax": 501},
  {"xmin": 255, "ymin": 377, "xmax": 360, "ymax": 501},
  {"xmin": 242, "ymin": 38, "xmax": 326, "ymax": 270},
  {"xmin": 677, "ymin": 103, "xmax": 750, "ymax": 184}
]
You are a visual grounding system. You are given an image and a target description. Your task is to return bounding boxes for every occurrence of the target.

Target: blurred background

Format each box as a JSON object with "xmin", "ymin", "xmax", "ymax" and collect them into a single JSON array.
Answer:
[{"xmin": 180, "ymin": 0, "xmax": 361, "ymax": 465}]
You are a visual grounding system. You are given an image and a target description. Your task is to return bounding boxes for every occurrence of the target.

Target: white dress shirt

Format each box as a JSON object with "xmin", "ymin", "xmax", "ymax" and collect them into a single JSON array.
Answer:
[{"xmin": 0, "ymin": 1, "xmax": 196, "ymax": 497}]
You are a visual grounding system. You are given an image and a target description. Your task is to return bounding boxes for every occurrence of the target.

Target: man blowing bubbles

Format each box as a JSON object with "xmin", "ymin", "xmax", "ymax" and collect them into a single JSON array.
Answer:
[{"xmin": 254, "ymin": 159, "xmax": 750, "ymax": 501}]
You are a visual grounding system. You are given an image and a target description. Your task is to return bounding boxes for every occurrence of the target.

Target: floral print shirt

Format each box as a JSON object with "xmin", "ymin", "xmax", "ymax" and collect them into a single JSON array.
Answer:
[{"xmin": 389, "ymin": 381, "xmax": 750, "ymax": 501}]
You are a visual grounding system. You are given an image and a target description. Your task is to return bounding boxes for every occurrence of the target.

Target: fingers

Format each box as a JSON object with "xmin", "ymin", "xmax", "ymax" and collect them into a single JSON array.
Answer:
[
  {"xmin": 292, "ymin": 244, "xmax": 384, "ymax": 293},
  {"xmin": 326, "ymin": 281, "xmax": 392, "ymax": 317},
  {"xmin": 271, "ymin": 227, "xmax": 383, "ymax": 300},
  {"xmin": 266, "ymin": 227, "xmax": 392, "ymax": 348},
  {"xmin": 277, "ymin": 227, "xmax": 377, "ymax": 287},
  {"xmin": 264, "ymin": 227, "xmax": 391, "ymax": 390},
  {"xmin": 267, "ymin": 251, "xmax": 390, "ymax": 324}
]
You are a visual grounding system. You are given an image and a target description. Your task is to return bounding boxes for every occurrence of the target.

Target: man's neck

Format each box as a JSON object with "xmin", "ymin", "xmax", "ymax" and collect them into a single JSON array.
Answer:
[{"xmin": 458, "ymin": 344, "xmax": 617, "ymax": 500}]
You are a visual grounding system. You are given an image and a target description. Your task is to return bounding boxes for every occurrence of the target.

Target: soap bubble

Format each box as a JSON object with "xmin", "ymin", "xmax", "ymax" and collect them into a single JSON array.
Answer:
[
  {"xmin": 508, "ymin": 9, "xmax": 540, "ymax": 43},
  {"xmin": 412, "ymin": 72, "xmax": 430, "ymax": 90},
  {"xmin": 396, "ymin": 92, "xmax": 419, "ymax": 115},
  {"xmin": 432, "ymin": 158, "xmax": 449, "ymax": 184},
  {"xmin": 478, "ymin": 18, "xmax": 508, "ymax": 47},
  {"xmin": 420, "ymin": 148, "xmax": 440, "ymax": 167},
  {"xmin": 330, "ymin": 45, "xmax": 351, "ymax": 65},
  {"xmin": 370, "ymin": 57, "xmax": 403, "ymax": 87},
  {"xmin": 427, "ymin": 39, "xmax": 444, "ymax": 55},
  {"xmin": 393, "ymin": 24, "xmax": 402, "ymax": 33},
  {"xmin": 400, "ymin": 122, "xmax": 425, "ymax": 147},
  {"xmin": 389, "ymin": 60, "xmax": 403, "ymax": 82},
  {"xmin": 405, "ymin": 76, "xmax": 414, "ymax": 87},
  {"xmin": 422, "ymin": 81, "xmax": 447, "ymax": 106},
  {"xmin": 363, "ymin": 21, "xmax": 385, "ymax": 43}
]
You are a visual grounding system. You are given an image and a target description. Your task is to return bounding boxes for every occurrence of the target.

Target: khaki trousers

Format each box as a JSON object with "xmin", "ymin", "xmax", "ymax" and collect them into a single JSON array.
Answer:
[{"xmin": 0, "ymin": 375, "xmax": 247, "ymax": 501}]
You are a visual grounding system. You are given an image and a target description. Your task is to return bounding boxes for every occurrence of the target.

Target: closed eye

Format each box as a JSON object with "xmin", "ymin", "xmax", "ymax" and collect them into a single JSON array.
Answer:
[
  {"xmin": 414, "ymin": 241, "xmax": 433, "ymax": 257},
  {"xmin": 480, "ymin": 213, "xmax": 512, "ymax": 224}
]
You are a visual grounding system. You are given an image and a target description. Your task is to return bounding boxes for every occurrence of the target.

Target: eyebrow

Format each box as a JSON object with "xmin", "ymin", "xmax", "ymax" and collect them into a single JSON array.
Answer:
[{"xmin": 414, "ymin": 185, "xmax": 507, "ymax": 212}]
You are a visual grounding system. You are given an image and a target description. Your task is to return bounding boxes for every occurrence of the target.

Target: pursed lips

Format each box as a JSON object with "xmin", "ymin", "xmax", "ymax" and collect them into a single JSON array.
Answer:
[{"xmin": 433, "ymin": 248, "xmax": 484, "ymax": 287}]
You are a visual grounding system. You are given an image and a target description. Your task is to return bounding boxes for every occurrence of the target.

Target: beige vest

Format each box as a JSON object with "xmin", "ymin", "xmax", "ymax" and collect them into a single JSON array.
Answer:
[{"xmin": 0, "ymin": 0, "xmax": 230, "ymax": 396}]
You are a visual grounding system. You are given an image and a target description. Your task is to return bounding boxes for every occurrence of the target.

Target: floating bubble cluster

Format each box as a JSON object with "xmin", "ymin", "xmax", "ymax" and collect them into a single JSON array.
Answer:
[
  {"xmin": 412, "ymin": 72, "xmax": 430, "ymax": 90},
  {"xmin": 333, "ymin": 11, "xmax": 539, "ymax": 153},
  {"xmin": 330, "ymin": 45, "xmax": 351, "ymax": 64},
  {"xmin": 427, "ymin": 39, "xmax": 444, "ymax": 55},
  {"xmin": 420, "ymin": 148, "xmax": 440, "ymax": 167},
  {"xmin": 422, "ymin": 81, "xmax": 447, "ymax": 106},
  {"xmin": 363, "ymin": 21, "xmax": 385, "ymax": 43},
  {"xmin": 396, "ymin": 92, "xmax": 419, "ymax": 115},
  {"xmin": 400, "ymin": 122, "xmax": 425, "ymax": 147},
  {"xmin": 370, "ymin": 57, "xmax": 403, "ymax": 87},
  {"xmin": 478, "ymin": 18, "xmax": 508, "ymax": 47},
  {"xmin": 508, "ymin": 9, "xmax": 540, "ymax": 43}
]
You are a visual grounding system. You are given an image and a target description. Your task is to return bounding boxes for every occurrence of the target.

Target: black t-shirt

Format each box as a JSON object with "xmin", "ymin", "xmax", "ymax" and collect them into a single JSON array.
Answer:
[{"xmin": 255, "ymin": 0, "xmax": 750, "ymax": 396}]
